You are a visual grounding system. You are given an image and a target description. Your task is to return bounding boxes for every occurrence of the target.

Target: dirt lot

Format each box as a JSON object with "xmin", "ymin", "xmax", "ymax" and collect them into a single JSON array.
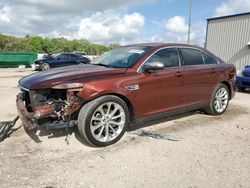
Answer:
[{"xmin": 0, "ymin": 68, "xmax": 249, "ymax": 188}]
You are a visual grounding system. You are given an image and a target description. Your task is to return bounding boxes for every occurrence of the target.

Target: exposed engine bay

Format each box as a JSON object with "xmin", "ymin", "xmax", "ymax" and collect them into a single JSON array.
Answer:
[{"xmin": 21, "ymin": 88, "xmax": 83, "ymax": 130}]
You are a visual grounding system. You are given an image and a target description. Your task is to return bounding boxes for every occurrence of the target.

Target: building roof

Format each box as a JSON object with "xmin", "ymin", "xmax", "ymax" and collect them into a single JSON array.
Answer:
[{"xmin": 207, "ymin": 12, "xmax": 250, "ymax": 21}]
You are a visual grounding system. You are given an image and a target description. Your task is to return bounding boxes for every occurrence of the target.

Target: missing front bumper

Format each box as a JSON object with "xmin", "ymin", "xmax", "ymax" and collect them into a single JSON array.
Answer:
[{"xmin": 16, "ymin": 93, "xmax": 37, "ymax": 131}]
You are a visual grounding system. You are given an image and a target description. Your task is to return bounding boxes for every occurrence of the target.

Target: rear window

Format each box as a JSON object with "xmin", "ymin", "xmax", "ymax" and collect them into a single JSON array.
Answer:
[
  {"xmin": 69, "ymin": 54, "xmax": 78, "ymax": 58},
  {"xmin": 56, "ymin": 54, "xmax": 69, "ymax": 59},
  {"xmin": 203, "ymin": 53, "xmax": 218, "ymax": 64},
  {"xmin": 180, "ymin": 48, "xmax": 204, "ymax": 66}
]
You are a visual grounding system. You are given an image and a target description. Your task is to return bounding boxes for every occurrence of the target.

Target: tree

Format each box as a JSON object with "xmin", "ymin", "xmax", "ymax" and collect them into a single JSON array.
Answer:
[{"xmin": 0, "ymin": 34, "xmax": 111, "ymax": 54}]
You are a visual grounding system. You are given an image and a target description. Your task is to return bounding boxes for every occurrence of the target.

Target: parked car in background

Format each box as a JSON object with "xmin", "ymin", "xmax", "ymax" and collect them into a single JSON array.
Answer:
[
  {"xmin": 73, "ymin": 51, "xmax": 87, "ymax": 57},
  {"xmin": 73, "ymin": 51, "xmax": 99, "ymax": 61},
  {"xmin": 17, "ymin": 43, "xmax": 236, "ymax": 147},
  {"xmin": 236, "ymin": 65, "xmax": 250, "ymax": 91},
  {"xmin": 32, "ymin": 52, "xmax": 90, "ymax": 71}
]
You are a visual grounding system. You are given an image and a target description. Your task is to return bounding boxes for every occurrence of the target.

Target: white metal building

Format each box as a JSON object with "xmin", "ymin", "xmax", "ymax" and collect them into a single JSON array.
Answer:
[{"xmin": 205, "ymin": 12, "xmax": 250, "ymax": 71}]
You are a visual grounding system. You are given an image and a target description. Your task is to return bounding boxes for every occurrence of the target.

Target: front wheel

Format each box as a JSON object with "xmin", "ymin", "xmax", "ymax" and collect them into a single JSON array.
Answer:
[
  {"xmin": 77, "ymin": 95, "xmax": 129, "ymax": 147},
  {"xmin": 205, "ymin": 84, "xmax": 229, "ymax": 115},
  {"xmin": 41, "ymin": 63, "xmax": 50, "ymax": 71}
]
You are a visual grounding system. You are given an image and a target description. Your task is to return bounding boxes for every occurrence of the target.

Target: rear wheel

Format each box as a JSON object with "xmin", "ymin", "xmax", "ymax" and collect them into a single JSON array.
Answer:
[
  {"xmin": 205, "ymin": 84, "xmax": 229, "ymax": 115},
  {"xmin": 41, "ymin": 63, "xmax": 50, "ymax": 71},
  {"xmin": 77, "ymin": 95, "xmax": 129, "ymax": 147}
]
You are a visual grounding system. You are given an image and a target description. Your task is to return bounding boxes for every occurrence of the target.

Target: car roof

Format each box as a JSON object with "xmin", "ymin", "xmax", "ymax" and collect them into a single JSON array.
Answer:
[
  {"xmin": 58, "ymin": 52, "xmax": 80, "ymax": 56},
  {"xmin": 124, "ymin": 43, "xmax": 204, "ymax": 49},
  {"xmin": 122, "ymin": 43, "xmax": 219, "ymax": 60}
]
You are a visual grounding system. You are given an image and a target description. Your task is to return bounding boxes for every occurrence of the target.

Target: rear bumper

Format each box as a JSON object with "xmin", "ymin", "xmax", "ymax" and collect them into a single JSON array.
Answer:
[
  {"xmin": 236, "ymin": 76, "xmax": 250, "ymax": 88},
  {"xmin": 16, "ymin": 93, "xmax": 37, "ymax": 131}
]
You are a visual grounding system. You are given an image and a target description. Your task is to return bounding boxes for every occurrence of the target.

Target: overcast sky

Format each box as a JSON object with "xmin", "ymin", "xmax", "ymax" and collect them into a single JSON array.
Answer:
[{"xmin": 0, "ymin": 0, "xmax": 250, "ymax": 46}]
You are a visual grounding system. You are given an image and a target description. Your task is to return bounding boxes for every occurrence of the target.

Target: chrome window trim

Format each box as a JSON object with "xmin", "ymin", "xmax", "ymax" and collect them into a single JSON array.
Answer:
[{"xmin": 137, "ymin": 46, "xmax": 219, "ymax": 73}]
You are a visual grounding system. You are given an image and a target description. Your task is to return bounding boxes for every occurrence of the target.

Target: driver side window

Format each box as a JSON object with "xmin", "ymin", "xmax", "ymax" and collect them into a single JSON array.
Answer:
[{"xmin": 146, "ymin": 48, "xmax": 180, "ymax": 68}]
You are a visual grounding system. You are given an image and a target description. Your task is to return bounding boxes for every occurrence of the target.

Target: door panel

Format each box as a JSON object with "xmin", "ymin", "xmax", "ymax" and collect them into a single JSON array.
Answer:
[
  {"xmin": 134, "ymin": 69, "xmax": 184, "ymax": 117},
  {"xmin": 178, "ymin": 48, "xmax": 218, "ymax": 105},
  {"xmin": 157, "ymin": 68, "xmax": 184, "ymax": 112},
  {"xmin": 181, "ymin": 65, "xmax": 217, "ymax": 105},
  {"xmin": 69, "ymin": 54, "xmax": 79, "ymax": 65},
  {"xmin": 133, "ymin": 48, "xmax": 184, "ymax": 117},
  {"xmin": 53, "ymin": 54, "xmax": 70, "ymax": 67},
  {"xmin": 133, "ymin": 72, "xmax": 163, "ymax": 117}
]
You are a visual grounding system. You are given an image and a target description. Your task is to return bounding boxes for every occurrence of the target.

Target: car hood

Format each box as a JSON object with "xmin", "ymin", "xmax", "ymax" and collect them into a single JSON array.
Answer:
[
  {"xmin": 35, "ymin": 58, "xmax": 54, "ymax": 63},
  {"xmin": 18, "ymin": 65, "xmax": 127, "ymax": 90}
]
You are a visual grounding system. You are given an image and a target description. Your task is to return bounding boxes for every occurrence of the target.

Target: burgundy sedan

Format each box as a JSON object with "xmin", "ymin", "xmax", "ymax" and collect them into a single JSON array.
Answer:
[{"xmin": 17, "ymin": 43, "xmax": 236, "ymax": 146}]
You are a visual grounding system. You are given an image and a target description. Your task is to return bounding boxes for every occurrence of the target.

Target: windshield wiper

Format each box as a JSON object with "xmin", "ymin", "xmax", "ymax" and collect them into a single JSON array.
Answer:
[{"xmin": 94, "ymin": 63, "xmax": 113, "ymax": 68}]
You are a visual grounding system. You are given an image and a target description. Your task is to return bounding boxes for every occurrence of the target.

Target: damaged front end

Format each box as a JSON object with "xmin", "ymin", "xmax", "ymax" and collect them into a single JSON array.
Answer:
[{"xmin": 17, "ymin": 85, "xmax": 83, "ymax": 131}]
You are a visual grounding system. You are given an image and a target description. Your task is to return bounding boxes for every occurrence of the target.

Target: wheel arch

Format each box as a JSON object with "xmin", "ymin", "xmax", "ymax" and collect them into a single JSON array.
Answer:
[
  {"xmin": 77, "ymin": 60, "xmax": 86, "ymax": 64},
  {"xmin": 79, "ymin": 92, "xmax": 135, "ymax": 122},
  {"xmin": 112, "ymin": 93, "xmax": 134, "ymax": 122},
  {"xmin": 220, "ymin": 81, "xmax": 232, "ymax": 99}
]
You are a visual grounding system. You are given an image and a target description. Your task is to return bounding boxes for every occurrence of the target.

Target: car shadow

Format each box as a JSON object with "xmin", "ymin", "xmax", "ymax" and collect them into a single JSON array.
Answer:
[
  {"xmin": 23, "ymin": 125, "xmax": 75, "ymax": 144},
  {"xmin": 128, "ymin": 110, "xmax": 201, "ymax": 131},
  {"xmin": 23, "ymin": 105, "xmax": 245, "ymax": 146},
  {"xmin": 23, "ymin": 124, "xmax": 92, "ymax": 146},
  {"xmin": 22, "ymin": 110, "xmax": 204, "ymax": 145}
]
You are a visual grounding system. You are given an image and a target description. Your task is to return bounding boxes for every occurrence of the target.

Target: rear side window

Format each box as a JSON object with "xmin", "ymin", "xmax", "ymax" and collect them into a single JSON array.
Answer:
[
  {"xmin": 57, "ymin": 54, "xmax": 69, "ymax": 59},
  {"xmin": 70, "ymin": 54, "xmax": 78, "ymax": 58},
  {"xmin": 146, "ymin": 48, "xmax": 179, "ymax": 68},
  {"xmin": 203, "ymin": 53, "xmax": 218, "ymax": 64},
  {"xmin": 180, "ymin": 48, "xmax": 204, "ymax": 66}
]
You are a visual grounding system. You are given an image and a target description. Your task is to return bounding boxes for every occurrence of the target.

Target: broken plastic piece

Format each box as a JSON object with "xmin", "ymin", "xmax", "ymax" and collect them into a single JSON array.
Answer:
[{"xmin": 0, "ymin": 116, "xmax": 19, "ymax": 142}]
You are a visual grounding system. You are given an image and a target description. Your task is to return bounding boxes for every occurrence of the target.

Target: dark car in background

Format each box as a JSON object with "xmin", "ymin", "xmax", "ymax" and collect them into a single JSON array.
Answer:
[
  {"xmin": 73, "ymin": 51, "xmax": 87, "ymax": 57},
  {"xmin": 17, "ymin": 43, "xmax": 236, "ymax": 147},
  {"xmin": 236, "ymin": 65, "xmax": 250, "ymax": 91},
  {"xmin": 32, "ymin": 52, "xmax": 90, "ymax": 71}
]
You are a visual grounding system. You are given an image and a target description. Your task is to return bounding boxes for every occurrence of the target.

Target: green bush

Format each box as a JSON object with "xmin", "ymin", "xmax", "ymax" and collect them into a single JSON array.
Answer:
[{"xmin": 0, "ymin": 34, "xmax": 111, "ymax": 55}]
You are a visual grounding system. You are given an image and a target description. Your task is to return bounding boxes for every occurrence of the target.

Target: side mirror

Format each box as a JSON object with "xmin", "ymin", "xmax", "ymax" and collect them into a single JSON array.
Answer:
[{"xmin": 142, "ymin": 62, "xmax": 164, "ymax": 72}]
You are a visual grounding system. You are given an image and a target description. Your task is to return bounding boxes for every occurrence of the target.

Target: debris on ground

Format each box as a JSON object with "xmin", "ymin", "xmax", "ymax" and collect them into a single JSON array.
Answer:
[
  {"xmin": 0, "ymin": 116, "xmax": 19, "ymax": 142},
  {"xmin": 130, "ymin": 129, "xmax": 184, "ymax": 141}
]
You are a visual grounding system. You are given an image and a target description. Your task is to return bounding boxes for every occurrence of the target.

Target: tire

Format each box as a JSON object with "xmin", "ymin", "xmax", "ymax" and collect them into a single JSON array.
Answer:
[
  {"xmin": 205, "ymin": 84, "xmax": 229, "ymax": 115},
  {"xmin": 77, "ymin": 95, "xmax": 129, "ymax": 147},
  {"xmin": 238, "ymin": 87, "xmax": 246, "ymax": 92},
  {"xmin": 41, "ymin": 63, "xmax": 50, "ymax": 71}
]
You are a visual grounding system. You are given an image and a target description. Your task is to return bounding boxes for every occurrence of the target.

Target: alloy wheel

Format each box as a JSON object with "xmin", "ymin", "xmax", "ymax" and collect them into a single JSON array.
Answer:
[
  {"xmin": 42, "ymin": 63, "xmax": 50, "ymax": 71},
  {"xmin": 90, "ymin": 102, "xmax": 125, "ymax": 142},
  {"xmin": 214, "ymin": 87, "xmax": 229, "ymax": 113}
]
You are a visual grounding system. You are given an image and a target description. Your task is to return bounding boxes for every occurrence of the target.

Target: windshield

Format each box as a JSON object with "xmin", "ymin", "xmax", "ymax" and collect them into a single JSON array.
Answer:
[
  {"xmin": 52, "ymin": 53, "xmax": 59, "ymax": 58},
  {"xmin": 92, "ymin": 46, "xmax": 152, "ymax": 68}
]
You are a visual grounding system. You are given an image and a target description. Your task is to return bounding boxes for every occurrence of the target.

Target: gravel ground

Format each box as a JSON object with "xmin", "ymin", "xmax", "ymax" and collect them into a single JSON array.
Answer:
[{"xmin": 0, "ymin": 68, "xmax": 249, "ymax": 188}]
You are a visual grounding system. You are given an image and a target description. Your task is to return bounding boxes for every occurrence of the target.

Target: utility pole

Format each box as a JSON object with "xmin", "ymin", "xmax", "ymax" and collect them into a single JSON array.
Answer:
[{"xmin": 187, "ymin": 0, "xmax": 192, "ymax": 44}]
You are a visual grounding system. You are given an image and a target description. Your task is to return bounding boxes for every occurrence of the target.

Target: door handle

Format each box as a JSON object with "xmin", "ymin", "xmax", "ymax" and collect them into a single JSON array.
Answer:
[
  {"xmin": 210, "ymin": 68, "xmax": 216, "ymax": 74},
  {"xmin": 175, "ymin": 71, "xmax": 183, "ymax": 77}
]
